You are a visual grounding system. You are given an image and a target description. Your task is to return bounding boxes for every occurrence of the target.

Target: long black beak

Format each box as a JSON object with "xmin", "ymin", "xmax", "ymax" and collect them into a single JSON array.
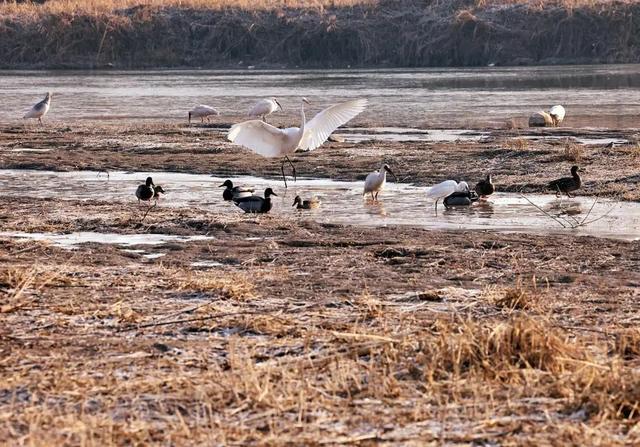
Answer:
[
  {"xmin": 218, "ymin": 183, "xmax": 226, "ymax": 187},
  {"xmin": 275, "ymin": 100, "xmax": 283, "ymax": 111},
  {"xmin": 271, "ymin": 192, "xmax": 278, "ymax": 197},
  {"xmin": 385, "ymin": 167, "xmax": 398, "ymax": 181}
]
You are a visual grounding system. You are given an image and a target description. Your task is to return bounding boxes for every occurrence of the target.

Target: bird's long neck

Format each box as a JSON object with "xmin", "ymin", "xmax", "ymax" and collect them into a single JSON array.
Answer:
[{"xmin": 299, "ymin": 101, "xmax": 306, "ymax": 134}]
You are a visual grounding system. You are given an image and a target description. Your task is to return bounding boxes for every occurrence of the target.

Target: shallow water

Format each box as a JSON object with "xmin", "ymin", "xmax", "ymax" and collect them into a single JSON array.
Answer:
[
  {"xmin": 335, "ymin": 128, "xmax": 490, "ymax": 143},
  {"xmin": 0, "ymin": 169, "xmax": 638, "ymax": 241},
  {"xmin": 2, "ymin": 65, "xmax": 640, "ymax": 127},
  {"xmin": 0, "ymin": 231, "xmax": 212, "ymax": 249}
]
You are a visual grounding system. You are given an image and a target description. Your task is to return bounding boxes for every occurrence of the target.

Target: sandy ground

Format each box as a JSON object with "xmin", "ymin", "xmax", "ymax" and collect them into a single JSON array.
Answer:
[{"xmin": 1, "ymin": 121, "xmax": 639, "ymax": 445}]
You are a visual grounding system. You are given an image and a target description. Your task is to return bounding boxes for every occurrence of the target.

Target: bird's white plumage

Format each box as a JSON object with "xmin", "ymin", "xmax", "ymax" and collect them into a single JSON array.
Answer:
[
  {"xmin": 364, "ymin": 163, "xmax": 389, "ymax": 195},
  {"xmin": 228, "ymin": 98, "xmax": 367, "ymax": 159},
  {"xmin": 24, "ymin": 92, "xmax": 51, "ymax": 120},
  {"xmin": 227, "ymin": 120, "xmax": 293, "ymax": 158},
  {"xmin": 456, "ymin": 181, "xmax": 470, "ymax": 192},
  {"xmin": 298, "ymin": 99, "xmax": 368, "ymax": 151},
  {"xmin": 426, "ymin": 180, "xmax": 459, "ymax": 200},
  {"xmin": 249, "ymin": 98, "xmax": 280, "ymax": 118},
  {"xmin": 549, "ymin": 105, "xmax": 565, "ymax": 123},
  {"xmin": 190, "ymin": 105, "xmax": 219, "ymax": 118}
]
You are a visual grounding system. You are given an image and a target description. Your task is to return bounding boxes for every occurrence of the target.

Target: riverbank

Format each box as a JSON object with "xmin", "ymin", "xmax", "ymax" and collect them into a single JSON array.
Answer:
[{"xmin": 1, "ymin": 0, "xmax": 639, "ymax": 69}]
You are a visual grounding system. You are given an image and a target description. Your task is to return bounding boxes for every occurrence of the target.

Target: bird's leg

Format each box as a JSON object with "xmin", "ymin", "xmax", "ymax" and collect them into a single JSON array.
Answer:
[
  {"xmin": 38, "ymin": 117, "xmax": 42, "ymax": 125},
  {"xmin": 374, "ymin": 191, "xmax": 379, "ymax": 201},
  {"xmin": 434, "ymin": 199, "xmax": 439, "ymax": 214},
  {"xmin": 280, "ymin": 158, "xmax": 289, "ymax": 188},
  {"xmin": 285, "ymin": 155, "xmax": 296, "ymax": 182},
  {"xmin": 370, "ymin": 192, "xmax": 375, "ymax": 201}
]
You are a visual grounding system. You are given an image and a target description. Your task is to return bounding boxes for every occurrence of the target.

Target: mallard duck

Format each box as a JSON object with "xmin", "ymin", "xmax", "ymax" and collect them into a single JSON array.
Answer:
[
  {"xmin": 475, "ymin": 174, "xmax": 495, "ymax": 198},
  {"xmin": 188, "ymin": 105, "xmax": 219, "ymax": 123},
  {"xmin": 444, "ymin": 189, "xmax": 480, "ymax": 207},
  {"xmin": 24, "ymin": 92, "xmax": 51, "ymax": 124},
  {"xmin": 136, "ymin": 177, "xmax": 164, "ymax": 203},
  {"xmin": 548, "ymin": 165, "xmax": 582, "ymax": 197},
  {"xmin": 363, "ymin": 163, "xmax": 397, "ymax": 201},
  {"xmin": 219, "ymin": 179, "xmax": 254, "ymax": 201},
  {"xmin": 292, "ymin": 195, "xmax": 321, "ymax": 210},
  {"xmin": 234, "ymin": 188, "xmax": 277, "ymax": 213}
]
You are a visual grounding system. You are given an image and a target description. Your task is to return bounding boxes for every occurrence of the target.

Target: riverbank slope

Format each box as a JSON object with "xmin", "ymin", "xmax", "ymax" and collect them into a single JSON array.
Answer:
[{"xmin": 1, "ymin": 0, "xmax": 638, "ymax": 69}]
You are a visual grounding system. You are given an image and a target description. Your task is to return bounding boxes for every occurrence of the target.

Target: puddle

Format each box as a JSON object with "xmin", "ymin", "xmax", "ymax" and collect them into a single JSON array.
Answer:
[
  {"xmin": 8, "ymin": 148, "xmax": 53, "ymax": 153},
  {"xmin": 0, "ymin": 231, "xmax": 213, "ymax": 249},
  {"xmin": 336, "ymin": 128, "xmax": 489, "ymax": 143},
  {"xmin": 516, "ymin": 135, "xmax": 630, "ymax": 146},
  {"xmin": 191, "ymin": 261, "xmax": 224, "ymax": 268},
  {"xmin": 0, "ymin": 170, "xmax": 638, "ymax": 241}
]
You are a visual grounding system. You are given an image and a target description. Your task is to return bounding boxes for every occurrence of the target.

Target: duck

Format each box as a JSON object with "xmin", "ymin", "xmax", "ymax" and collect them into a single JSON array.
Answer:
[
  {"xmin": 475, "ymin": 173, "xmax": 495, "ymax": 198},
  {"xmin": 548, "ymin": 165, "xmax": 582, "ymax": 197},
  {"xmin": 219, "ymin": 179, "xmax": 254, "ymax": 201},
  {"xmin": 188, "ymin": 105, "xmax": 220, "ymax": 124},
  {"xmin": 248, "ymin": 97, "xmax": 282, "ymax": 123},
  {"xmin": 136, "ymin": 177, "xmax": 164, "ymax": 203},
  {"xmin": 444, "ymin": 189, "xmax": 480, "ymax": 207},
  {"xmin": 24, "ymin": 92, "xmax": 52, "ymax": 124},
  {"xmin": 234, "ymin": 188, "xmax": 277, "ymax": 213},
  {"xmin": 363, "ymin": 163, "xmax": 397, "ymax": 201},
  {"xmin": 292, "ymin": 195, "xmax": 321, "ymax": 210}
]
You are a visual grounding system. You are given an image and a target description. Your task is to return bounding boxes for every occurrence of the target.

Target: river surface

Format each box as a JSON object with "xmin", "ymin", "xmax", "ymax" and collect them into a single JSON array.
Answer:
[
  {"xmin": 1, "ymin": 169, "xmax": 638, "ymax": 241},
  {"xmin": 1, "ymin": 65, "xmax": 640, "ymax": 127}
]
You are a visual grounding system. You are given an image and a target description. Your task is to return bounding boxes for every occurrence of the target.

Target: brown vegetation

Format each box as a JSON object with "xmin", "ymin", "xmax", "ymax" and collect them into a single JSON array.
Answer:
[
  {"xmin": 1, "ymin": 0, "xmax": 639, "ymax": 68},
  {"xmin": 0, "ymin": 191, "xmax": 639, "ymax": 444}
]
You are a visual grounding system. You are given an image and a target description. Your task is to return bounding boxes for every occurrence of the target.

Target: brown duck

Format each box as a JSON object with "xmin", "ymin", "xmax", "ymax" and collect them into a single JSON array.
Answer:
[{"xmin": 548, "ymin": 165, "xmax": 582, "ymax": 197}]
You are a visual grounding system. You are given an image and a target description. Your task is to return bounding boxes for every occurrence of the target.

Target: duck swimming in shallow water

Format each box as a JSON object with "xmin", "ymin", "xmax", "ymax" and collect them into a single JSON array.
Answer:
[
  {"xmin": 475, "ymin": 173, "xmax": 495, "ymax": 198},
  {"xmin": 219, "ymin": 179, "xmax": 254, "ymax": 201},
  {"xmin": 444, "ymin": 189, "xmax": 479, "ymax": 207},
  {"xmin": 363, "ymin": 163, "xmax": 397, "ymax": 201},
  {"xmin": 548, "ymin": 165, "xmax": 582, "ymax": 197},
  {"xmin": 234, "ymin": 188, "xmax": 277, "ymax": 213},
  {"xmin": 292, "ymin": 195, "xmax": 321, "ymax": 210}
]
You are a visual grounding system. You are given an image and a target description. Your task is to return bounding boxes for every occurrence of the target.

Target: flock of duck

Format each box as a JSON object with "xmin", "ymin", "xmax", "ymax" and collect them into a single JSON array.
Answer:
[{"xmin": 24, "ymin": 93, "xmax": 582, "ymax": 214}]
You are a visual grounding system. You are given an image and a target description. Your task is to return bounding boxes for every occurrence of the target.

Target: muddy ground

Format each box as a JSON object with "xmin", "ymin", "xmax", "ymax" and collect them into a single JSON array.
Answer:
[
  {"xmin": 1, "ymin": 121, "xmax": 639, "ymax": 200},
  {"xmin": 0, "ymin": 121, "xmax": 639, "ymax": 445}
]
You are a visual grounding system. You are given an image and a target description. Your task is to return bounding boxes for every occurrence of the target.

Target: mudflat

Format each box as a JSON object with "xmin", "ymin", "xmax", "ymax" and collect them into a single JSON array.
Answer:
[{"xmin": 1, "ymin": 121, "xmax": 639, "ymax": 445}]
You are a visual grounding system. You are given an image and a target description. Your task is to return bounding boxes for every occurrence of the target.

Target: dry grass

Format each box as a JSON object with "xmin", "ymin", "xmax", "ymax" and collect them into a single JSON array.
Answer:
[
  {"xmin": 0, "ymin": 0, "xmax": 375, "ymax": 15},
  {"xmin": 505, "ymin": 137, "xmax": 530, "ymax": 150},
  {"xmin": 563, "ymin": 138, "xmax": 584, "ymax": 161},
  {"xmin": 1, "ymin": 0, "xmax": 639, "ymax": 68}
]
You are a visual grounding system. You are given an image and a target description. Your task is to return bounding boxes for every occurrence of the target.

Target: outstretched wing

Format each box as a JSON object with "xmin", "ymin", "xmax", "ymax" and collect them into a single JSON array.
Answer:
[
  {"xmin": 227, "ymin": 120, "xmax": 289, "ymax": 158},
  {"xmin": 298, "ymin": 98, "xmax": 367, "ymax": 152}
]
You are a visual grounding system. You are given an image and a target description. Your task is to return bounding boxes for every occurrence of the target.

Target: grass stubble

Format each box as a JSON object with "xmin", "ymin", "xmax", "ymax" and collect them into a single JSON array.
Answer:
[{"xmin": 0, "ymin": 206, "xmax": 639, "ymax": 445}]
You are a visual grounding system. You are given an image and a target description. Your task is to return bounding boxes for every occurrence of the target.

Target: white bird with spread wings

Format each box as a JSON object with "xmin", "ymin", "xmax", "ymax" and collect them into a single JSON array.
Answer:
[{"xmin": 227, "ymin": 97, "xmax": 367, "ymax": 187}]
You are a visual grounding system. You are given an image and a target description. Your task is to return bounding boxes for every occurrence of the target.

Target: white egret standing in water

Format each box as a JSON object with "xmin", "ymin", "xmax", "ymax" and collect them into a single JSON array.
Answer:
[
  {"xmin": 228, "ymin": 97, "xmax": 367, "ymax": 187},
  {"xmin": 426, "ymin": 180, "xmax": 469, "ymax": 211},
  {"xmin": 363, "ymin": 163, "xmax": 397, "ymax": 201},
  {"xmin": 24, "ymin": 92, "xmax": 51, "ymax": 124},
  {"xmin": 248, "ymin": 97, "xmax": 283, "ymax": 123}
]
